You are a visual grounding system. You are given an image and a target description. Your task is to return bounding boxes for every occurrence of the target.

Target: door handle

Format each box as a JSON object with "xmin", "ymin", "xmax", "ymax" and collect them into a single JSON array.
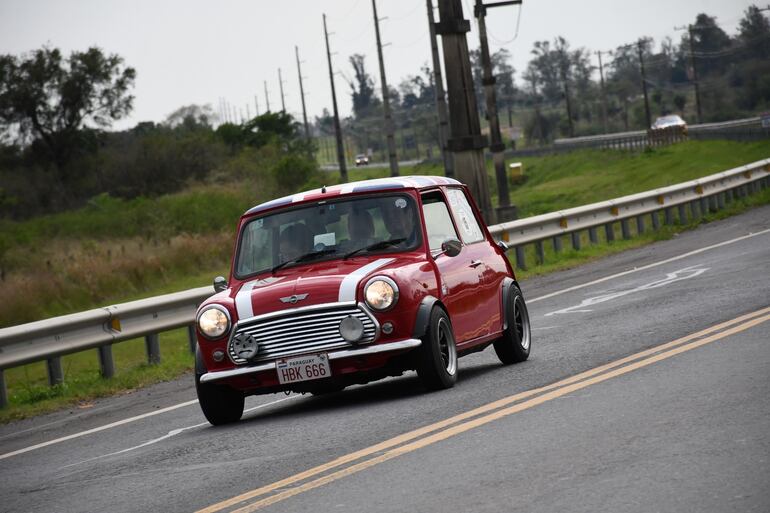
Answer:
[{"xmin": 469, "ymin": 260, "xmax": 483, "ymax": 268}]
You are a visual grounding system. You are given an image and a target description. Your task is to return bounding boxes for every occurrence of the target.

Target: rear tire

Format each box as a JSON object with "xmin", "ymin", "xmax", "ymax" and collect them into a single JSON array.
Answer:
[
  {"xmin": 195, "ymin": 348, "xmax": 244, "ymax": 426},
  {"xmin": 493, "ymin": 284, "xmax": 531, "ymax": 364},
  {"xmin": 416, "ymin": 308, "xmax": 458, "ymax": 391}
]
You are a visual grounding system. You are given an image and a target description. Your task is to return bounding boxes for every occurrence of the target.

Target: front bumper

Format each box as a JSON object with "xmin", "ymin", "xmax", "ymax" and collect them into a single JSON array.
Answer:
[{"xmin": 199, "ymin": 338, "xmax": 421, "ymax": 384}]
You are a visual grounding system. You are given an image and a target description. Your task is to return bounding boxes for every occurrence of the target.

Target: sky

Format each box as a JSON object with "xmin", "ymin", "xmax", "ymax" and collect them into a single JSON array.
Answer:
[{"xmin": 0, "ymin": 0, "xmax": 759, "ymax": 130}]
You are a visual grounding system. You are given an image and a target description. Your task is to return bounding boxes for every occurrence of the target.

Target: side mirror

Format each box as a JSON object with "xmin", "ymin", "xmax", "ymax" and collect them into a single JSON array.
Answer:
[
  {"xmin": 497, "ymin": 240, "xmax": 509, "ymax": 252},
  {"xmin": 439, "ymin": 238, "xmax": 462, "ymax": 258},
  {"xmin": 213, "ymin": 276, "xmax": 228, "ymax": 293}
]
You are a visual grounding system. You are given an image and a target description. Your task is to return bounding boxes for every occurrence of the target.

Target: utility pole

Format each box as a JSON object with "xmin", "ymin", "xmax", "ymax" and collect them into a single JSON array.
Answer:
[
  {"xmin": 676, "ymin": 24, "xmax": 703, "ymax": 124},
  {"xmin": 559, "ymin": 61, "xmax": 574, "ymax": 138},
  {"xmin": 436, "ymin": 0, "xmax": 493, "ymax": 222},
  {"xmin": 372, "ymin": 0, "xmax": 399, "ymax": 177},
  {"xmin": 295, "ymin": 46, "xmax": 311, "ymax": 139},
  {"xmin": 254, "ymin": 95, "xmax": 260, "ymax": 117},
  {"xmin": 264, "ymin": 81, "xmax": 271, "ymax": 113},
  {"xmin": 246, "ymin": 104, "xmax": 251, "ymax": 121},
  {"xmin": 474, "ymin": 0, "xmax": 518, "ymax": 211},
  {"xmin": 323, "ymin": 13, "xmax": 348, "ymax": 182},
  {"xmin": 596, "ymin": 51, "xmax": 609, "ymax": 133},
  {"xmin": 426, "ymin": 0, "xmax": 453, "ymax": 177},
  {"xmin": 278, "ymin": 68, "xmax": 286, "ymax": 113},
  {"xmin": 637, "ymin": 39, "xmax": 652, "ymax": 129}
]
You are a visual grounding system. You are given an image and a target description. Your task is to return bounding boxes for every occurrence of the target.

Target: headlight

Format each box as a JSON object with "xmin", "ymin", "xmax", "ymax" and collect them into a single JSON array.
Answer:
[
  {"xmin": 364, "ymin": 277, "xmax": 399, "ymax": 311},
  {"xmin": 197, "ymin": 305, "xmax": 231, "ymax": 339}
]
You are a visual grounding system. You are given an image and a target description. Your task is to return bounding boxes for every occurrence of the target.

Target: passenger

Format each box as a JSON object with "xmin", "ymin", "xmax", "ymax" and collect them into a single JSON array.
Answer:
[
  {"xmin": 347, "ymin": 209, "xmax": 375, "ymax": 247},
  {"xmin": 279, "ymin": 223, "xmax": 312, "ymax": 262}
]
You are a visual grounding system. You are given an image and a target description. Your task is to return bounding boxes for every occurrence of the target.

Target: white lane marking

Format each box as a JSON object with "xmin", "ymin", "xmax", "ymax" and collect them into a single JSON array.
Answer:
[
  {"xmin": 3, "ymin": 227, "xmax": 768, "ymax": 461},
  {"xmin": 544, "ymin": 265, "xmax": 709, "ymax": 317},
  {"xmin": 59, "ymin": 396, "xmax": 298, "ymax": 469},
  {"xmin": 338, "ymin": 258, "xmax": 395, "ymax": 302},
  {"xmin": 235, "ymin": 281, "xmax": 258, "ymax": 319},
  {"xmin": 0, "ymin": 399, "xmax": 199, "ymax": 461},
  {"xmin": 528, "ymin": 227, "xmax": 770, "ymax": 304}
]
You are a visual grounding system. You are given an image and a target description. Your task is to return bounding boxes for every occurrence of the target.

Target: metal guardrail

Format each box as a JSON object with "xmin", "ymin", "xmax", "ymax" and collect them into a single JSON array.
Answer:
[
  {"xmin": 488, "ymin": 158, "xmax": 770, "ymax": 270},
  {"xmin": 0, "ymin": 158, "xmax": 768, "ymax": 408}
]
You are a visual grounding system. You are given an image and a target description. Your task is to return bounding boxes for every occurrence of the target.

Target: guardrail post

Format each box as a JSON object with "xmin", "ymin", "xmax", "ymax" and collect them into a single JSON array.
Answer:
[
  {"xmin": 187, "ymin": 324, "xmax": 197, "ymax": 353},
  {"xmin": 709, "ymin": 195, "xmax": 718, "ymax": 212},
  {"xmin": 651, "ymin": 211, "xmax": 660, "ymax": 230},
  {"xmin": 726, "ymin": 189, "xmax": 734, "ymax": 203},
  {"xmin": 677, "ymin": 204, "xmax": 687, "ymax": 224},
  {"xmin": 588, "ymin": 227, "xmax": 598, "ymax": 244},
  {"xmin": 47, "ymin": 357, "xmax": 64, "ymax": 386},
  {"xmin": 620, "ymin": 219, "xmax": 631, "ymax": 239},
  {"xmin": 145, "ymin": 334, "xmax": 161, "ymax": 365},
  {"xmin": 664, "ymin": 207, "xmax": 674, "ymax": 225},
  {"xmin": 605, "ymin": 223, "xmax": 615, "ymax": 242},
  {"xmin": 636, "ymin": 216, "xmax": 645, "ymax": 234},
  {"xmin": 552, "ymin": 236, "xmax": 563, "ymax": 253},
  {"xmin": 717, "ymin": 192, "xmax": 725, "ymax": 210},
  {"xmin": 690, "ymin": 200, "xmax": 701, "ymax": 219},
  {"xmin": 700, "ymin": 197, "xmax": 709, "ymax": 216},
  {"xmin": 98, "ymin": 345, "xmax": 115, "ymax": 378},
  {"xmin": 0, "ymin": 370, "xmax": 7, "ymax": 408},
  {"xmin": 535, "ymin": 241, "xmax": 545, "ymax": 265},
  {"xmin": 514, "ymin": 246, "xmax": 527, "ymax": 271},
  {"xmin": 570, "ymin": 232, "xmax": 581, "ymax": 251}
]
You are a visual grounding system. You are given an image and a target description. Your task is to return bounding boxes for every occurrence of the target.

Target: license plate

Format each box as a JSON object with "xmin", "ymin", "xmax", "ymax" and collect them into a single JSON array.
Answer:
[{"xmin": 276, "ymin": 353, "xmax": 331, "ymax": 384}]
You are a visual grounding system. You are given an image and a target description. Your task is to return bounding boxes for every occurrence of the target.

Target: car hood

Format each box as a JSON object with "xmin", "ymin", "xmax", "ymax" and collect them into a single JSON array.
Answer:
[{"xmin": 230, "ymin": 255, "xmax": 411, "ymax": 321}]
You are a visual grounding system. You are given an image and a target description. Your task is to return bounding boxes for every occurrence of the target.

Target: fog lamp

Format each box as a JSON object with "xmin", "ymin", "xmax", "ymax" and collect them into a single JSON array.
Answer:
[{"xmin": 339, "ymin": 315, "xmax": 365, "ymax": 343}]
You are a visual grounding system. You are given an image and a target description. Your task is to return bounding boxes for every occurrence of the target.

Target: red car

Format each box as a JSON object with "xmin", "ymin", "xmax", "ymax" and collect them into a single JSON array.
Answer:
[{"xmin": 194, "ymin": 176, "xmax": 532, "ymax": 425}]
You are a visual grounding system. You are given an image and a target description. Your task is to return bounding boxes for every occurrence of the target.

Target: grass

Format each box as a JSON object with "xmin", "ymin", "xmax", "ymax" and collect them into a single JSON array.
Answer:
[{"xmin": 1, "ymin": 140, "xmax": 768, "ymax": 423}]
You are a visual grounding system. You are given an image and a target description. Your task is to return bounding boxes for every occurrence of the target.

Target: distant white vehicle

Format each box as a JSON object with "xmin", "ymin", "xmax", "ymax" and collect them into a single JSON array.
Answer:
[
  {"xmin": 651, "ymin": 115, "xmax": 687, "ymax": 131},
  {"xmin": 355, "ymin": 154, "xmax": 370, "ymax": 166}
]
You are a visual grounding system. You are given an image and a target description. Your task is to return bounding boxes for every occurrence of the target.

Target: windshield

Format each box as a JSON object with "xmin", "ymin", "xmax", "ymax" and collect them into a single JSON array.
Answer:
[{"xmin": 235, "ymin": 193, "xmax": 422, "ymax": 278}]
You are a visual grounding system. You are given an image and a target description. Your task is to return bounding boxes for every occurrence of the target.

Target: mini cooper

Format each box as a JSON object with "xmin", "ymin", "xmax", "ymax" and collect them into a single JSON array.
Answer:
[{"xmin": 194, "ymin": 176, "xmax": 532, "ymax": 425}]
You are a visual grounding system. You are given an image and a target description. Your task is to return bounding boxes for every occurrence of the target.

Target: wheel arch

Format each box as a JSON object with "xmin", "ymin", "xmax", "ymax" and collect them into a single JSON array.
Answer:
[{"xmin": 412, "ymin": 295, "xmax": 449, "ymax": 339}]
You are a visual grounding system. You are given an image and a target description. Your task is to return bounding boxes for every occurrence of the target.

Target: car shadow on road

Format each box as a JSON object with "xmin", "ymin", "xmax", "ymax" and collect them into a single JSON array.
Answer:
[{"xmin": 237, "ymin": 360, "xmax": 504, "ymax": 426}]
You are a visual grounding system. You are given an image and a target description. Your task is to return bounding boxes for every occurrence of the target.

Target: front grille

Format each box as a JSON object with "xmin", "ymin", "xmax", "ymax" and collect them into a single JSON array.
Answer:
[{"xmin": 228, "ymin": 303, "xmax": 378, "ymax": 364}]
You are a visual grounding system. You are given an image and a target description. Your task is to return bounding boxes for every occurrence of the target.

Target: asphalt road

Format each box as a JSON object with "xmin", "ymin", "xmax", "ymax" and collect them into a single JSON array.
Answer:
[{"xmin": 1, "ymin": 204, "xmax": 769, "ymax": 513}]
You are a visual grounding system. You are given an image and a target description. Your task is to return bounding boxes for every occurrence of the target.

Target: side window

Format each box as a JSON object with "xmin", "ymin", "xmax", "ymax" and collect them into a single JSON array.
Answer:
[
  {"xmin": 421, "ymin": 191, "xmax": 459, "ymax": 251},
  {"xmin": 445, "ymin": 188, "xmax": 485, "ymax": 244}
]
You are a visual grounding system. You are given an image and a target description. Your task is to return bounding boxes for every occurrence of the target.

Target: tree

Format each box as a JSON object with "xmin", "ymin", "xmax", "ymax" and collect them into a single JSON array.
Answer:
[
  {"xmin": 0, "ymin": 47, "xmax": 135, "ymax": 179},
  {"xmin": 164, "ymin": 104, "xmax": 216, "ymax": 129},
  {"xmin": 347, "ymin": 54, "xmax": 379, "ymax": 118},
  {"xmin": 739, "ymin": 5, "xmax": 770, "ymax": 60}
]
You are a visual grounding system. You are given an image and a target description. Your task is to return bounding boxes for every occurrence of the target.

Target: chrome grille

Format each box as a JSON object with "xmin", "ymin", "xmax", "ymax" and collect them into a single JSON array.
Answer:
[{"xmin": 228, "ymin": 303, "xmax": 377, "ymax": 364}]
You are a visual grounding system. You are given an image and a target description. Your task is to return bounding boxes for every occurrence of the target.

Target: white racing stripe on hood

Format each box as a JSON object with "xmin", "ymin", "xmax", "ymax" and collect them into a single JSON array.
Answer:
[
  {"xmin": 338, "ymin": 258, "xmax": 395, "ymax": 302},
  {"xmin": 235, "ymin": 281, "xmax": 258, "ymax": 319}
]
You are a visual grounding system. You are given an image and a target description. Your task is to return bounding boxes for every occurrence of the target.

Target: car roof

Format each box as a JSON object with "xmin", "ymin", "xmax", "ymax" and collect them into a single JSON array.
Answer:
[{"xmin": 245, "ymin": 175, "xmax": 462, "ymax": 216}]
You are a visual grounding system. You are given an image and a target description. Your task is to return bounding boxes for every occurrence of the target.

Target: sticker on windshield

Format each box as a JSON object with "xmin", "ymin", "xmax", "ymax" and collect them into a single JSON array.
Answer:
[{"xmin": 394, "ymin": 198, "xmax": 407, "ymax": 209}]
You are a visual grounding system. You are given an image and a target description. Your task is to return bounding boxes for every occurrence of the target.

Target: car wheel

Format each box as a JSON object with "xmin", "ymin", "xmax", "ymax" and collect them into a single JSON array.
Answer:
[
  {"xmin": 493, "ymin": 284, "xmax": 531, "ymax": 364},
  {"xmin": 195, "ymin": 349, "xmax": 244, "ymax": 426},
  {"xmin": 416, "ymin": 307, "xmax": 458, "ymax": 390}
]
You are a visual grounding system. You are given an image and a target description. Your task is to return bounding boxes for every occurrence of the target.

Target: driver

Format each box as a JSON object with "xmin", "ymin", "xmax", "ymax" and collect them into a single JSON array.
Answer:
[{"xmin": 382, "ymin": 198, "xmax": 418, "ymax": 246}]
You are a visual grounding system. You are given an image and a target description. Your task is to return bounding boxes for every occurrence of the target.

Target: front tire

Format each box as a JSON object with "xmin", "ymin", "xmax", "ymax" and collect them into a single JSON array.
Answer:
[
  {"xmin": 195, "ymin": 348, "xmax": 244, "ymax": 426},
  {"xmin": 416, "ymin": 308, "xmax": 458, "ymax": 390},
  {"xmin": 493, "ymin": 284, "xmax": 531, "ymax": 364}
]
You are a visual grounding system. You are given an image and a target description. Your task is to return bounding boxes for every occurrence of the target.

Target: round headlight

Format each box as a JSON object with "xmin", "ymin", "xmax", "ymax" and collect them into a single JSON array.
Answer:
[
  {"xmin": 197, "ymin": 306, "xmax": 231, "ymax": 339},
  {"xmin": 364, "ymin": 277, "xmax": 399, "ymax": 311}
]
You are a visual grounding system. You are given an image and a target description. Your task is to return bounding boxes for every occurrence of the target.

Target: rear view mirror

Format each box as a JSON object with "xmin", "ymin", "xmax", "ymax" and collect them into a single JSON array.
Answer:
[{"xmin": 440, "ymin": 238, "xmax": 462, "ymax": 258}]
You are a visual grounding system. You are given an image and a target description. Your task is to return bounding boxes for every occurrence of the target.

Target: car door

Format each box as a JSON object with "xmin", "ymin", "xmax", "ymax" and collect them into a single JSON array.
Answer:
[
  {"xmin": 420, "ymin": 189, "xmax": 482, "ymax": 344},
  {"xmin": 443, "ymin": 186, "xmax": 504, "ymax": 338}
]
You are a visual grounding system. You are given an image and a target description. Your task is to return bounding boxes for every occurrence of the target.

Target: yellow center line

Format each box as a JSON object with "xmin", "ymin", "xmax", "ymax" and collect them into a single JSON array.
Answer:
[{"xmin": 197, "ymin": 306, "xmax": 770, "ymax": 513}]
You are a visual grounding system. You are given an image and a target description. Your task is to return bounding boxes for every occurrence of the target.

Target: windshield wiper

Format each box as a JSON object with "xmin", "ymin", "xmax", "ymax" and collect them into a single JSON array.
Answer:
[
  {"xmin": 271, "ymin": 248, "xmax": 338, "ymax": 274},
  {"xmin": 343, "ymin": 238, "xmax": 406, "ymax": 259}
]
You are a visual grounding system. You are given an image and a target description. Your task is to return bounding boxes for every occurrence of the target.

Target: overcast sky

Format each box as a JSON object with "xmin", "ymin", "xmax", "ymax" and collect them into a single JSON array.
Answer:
[{"xmin": 0, "ymin": 0, "xmax": 758, "ymax": 130}]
